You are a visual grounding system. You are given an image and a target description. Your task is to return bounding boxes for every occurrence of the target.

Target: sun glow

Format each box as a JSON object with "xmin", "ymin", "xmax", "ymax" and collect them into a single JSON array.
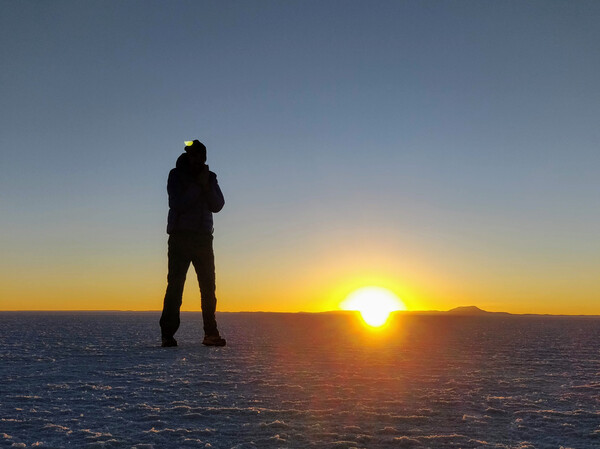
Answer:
[{"xmin": 340, "ymin": 286, "xmax": 406, "ymax": 327}]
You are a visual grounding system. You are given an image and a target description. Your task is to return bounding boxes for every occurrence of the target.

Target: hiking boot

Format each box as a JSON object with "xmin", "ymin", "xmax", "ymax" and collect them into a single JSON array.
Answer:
[
  {"xmin": 202, "ymin": 335, "xmax": 226, "ymax": 347},
  {"xmin": 161, "ymin": 336, "xmax": 178, "ymax": 347}
]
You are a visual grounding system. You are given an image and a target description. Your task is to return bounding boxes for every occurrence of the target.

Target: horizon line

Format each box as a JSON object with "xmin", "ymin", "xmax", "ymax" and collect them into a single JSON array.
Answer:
[{"xmin": 1, "ymin": 308, "xmax": 599, "ymax": 317}]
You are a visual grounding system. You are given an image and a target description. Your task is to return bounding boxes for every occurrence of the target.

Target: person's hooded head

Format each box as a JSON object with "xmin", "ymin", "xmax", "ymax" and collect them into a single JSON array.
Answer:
[{"xmin": 183, "ymin": 140, "xmax": 207, "ymax": 173}]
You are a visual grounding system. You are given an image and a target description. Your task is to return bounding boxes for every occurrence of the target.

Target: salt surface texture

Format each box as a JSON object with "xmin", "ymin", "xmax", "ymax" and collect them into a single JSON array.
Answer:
[{"xmin": 1, "ymin": 312, "xmax": 599, "ymax": 448}]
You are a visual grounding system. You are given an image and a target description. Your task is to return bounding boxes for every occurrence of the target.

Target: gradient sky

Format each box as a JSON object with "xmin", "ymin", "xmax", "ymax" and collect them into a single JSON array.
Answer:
[{"xmin": 1, "ymin": 1, "xmax": 599, "ymax": 314}]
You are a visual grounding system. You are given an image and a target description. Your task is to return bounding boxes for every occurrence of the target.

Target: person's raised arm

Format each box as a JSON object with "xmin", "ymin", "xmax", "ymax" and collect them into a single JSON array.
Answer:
[{"xmin": 204, "ymin": 171, "xmax": 225, "ymax": 213}]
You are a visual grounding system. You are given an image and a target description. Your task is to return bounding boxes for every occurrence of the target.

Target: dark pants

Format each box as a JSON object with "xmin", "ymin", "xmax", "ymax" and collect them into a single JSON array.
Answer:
[{"xmin": 160, "ymin": 231, "xmax": 219, "ymax": 338}]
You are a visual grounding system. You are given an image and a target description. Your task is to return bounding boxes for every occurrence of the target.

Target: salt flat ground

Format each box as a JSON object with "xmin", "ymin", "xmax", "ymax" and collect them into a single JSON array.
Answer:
[{"xmin": 1, "ymin": 312, "xmax": 599, "ymax": 448}]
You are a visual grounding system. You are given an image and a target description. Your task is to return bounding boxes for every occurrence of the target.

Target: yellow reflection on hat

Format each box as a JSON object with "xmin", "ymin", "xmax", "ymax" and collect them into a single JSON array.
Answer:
[{"xmin": 184, "ymin": 141, "xmax": 194, "ymax": 147}]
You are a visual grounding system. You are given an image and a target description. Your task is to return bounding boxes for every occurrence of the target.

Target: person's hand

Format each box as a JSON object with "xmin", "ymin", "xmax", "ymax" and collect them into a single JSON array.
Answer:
[{"xmin": 197, "ymin": 164, "xmax": 210, "ymax": 190}]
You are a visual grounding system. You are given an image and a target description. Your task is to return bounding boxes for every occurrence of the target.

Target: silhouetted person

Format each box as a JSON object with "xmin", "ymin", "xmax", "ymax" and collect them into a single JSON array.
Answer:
[{"xmin": 160, "ymin": 140, "xmax": 226, "ymax": 347}]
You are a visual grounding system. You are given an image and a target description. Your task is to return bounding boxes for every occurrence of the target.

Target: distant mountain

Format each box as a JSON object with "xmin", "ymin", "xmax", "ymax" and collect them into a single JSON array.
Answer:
[
  {"xmin": 446, "ymin": 306, "xmax": 511, "ymax": 316},
  {"xmin": 448, "ymin": 306, "xmax": 487, "ymax": 315}
]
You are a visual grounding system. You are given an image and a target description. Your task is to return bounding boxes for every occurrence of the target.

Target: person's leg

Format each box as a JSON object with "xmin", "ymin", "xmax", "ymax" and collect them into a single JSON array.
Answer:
[
  {"xmin": 160, "ymin": 234, "xmax": 191, "ymax": 340},
  {"xmin": 191, "ymin": 234, "xmax": 220, "ymax": 337}
]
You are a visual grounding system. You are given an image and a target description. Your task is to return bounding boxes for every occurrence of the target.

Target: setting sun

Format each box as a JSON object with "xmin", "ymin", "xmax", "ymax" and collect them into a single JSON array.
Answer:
[{"xmin": 340, "ymin": 286, "xmax": 407, "ymax": 327}]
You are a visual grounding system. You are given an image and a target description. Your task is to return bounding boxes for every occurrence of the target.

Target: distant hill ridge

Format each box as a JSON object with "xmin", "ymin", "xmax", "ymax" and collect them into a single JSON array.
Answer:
[{"xmin": 446, "ymin": 306, "xmax": 510, "ymax": 315}]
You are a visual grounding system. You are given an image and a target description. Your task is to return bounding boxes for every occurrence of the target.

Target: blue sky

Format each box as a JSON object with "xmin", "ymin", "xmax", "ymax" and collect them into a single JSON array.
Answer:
[{"xmin": 1, "ymin": 1, "xmax": 599, "ymax": 312}]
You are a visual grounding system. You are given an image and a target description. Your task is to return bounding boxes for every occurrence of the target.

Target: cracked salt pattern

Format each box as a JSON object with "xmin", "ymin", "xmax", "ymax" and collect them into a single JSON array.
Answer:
[{"xmin": 1, "ymin": 312, "xmax": 599, "ymax": 448}]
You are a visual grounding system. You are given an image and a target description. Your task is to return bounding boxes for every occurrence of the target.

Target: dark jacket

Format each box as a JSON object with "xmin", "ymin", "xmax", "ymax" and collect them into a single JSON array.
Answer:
[{"xmin": 166, "ymin": 153, "xmax": 225, "ymax": 234}]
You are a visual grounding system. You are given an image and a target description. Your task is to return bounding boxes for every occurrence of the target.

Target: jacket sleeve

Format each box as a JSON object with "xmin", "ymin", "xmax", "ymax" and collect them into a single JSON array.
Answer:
[
  {"xmin": 167, "ymin": 169, "xmax": 203, "ymax": 213},
  {"xmin": 206, "ymin": 172, "xmax": 225, "ymax": 213}
]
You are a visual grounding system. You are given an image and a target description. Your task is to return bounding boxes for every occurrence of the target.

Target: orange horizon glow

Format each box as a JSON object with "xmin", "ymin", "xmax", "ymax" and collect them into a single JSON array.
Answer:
[
  {"xmin": 1, "ymin": 271, "xmax": 600, "ymax": 316},
  {"xmin": 2, "ymin": 300, "xmax": 600, "ymax": 316}
]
